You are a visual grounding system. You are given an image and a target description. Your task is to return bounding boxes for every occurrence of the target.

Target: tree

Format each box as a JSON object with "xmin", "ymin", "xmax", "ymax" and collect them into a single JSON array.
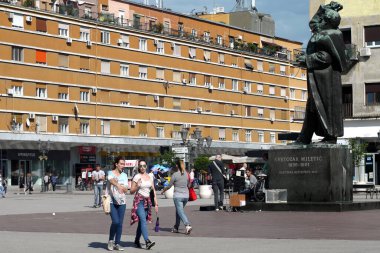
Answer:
[
  {"xmin": 159, "ymin": 151, "xmax": 176, "ymax": 168},
  {"xmin": 349, "ymin": 139, "xmax": 368, "ymax": 168},
  {"xmin": 194, "ymin": 155, "xmax": 210, "ymax": 173}
]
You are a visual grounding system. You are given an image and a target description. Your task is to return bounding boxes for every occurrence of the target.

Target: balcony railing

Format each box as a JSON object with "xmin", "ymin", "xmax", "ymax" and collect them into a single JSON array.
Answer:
[{"xmin": 1, "ymin": 1, "xmax": 296, "ymax": 62}]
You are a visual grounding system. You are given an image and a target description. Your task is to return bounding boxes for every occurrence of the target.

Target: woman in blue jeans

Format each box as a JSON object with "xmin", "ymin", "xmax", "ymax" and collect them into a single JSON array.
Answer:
[
  {"xmin": 130, "ymin": 160, "xmax": 158, "ymax": 250},
  {"xmin": 161, "ymin": 159, "xmax": 192, "ymax": 235},
  {"xmin": 107, "ymin": 156, "xmax": 128, "ymax": 251}
]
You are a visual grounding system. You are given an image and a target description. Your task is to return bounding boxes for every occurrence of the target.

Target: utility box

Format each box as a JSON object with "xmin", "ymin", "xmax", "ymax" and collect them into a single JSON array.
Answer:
[{"xmin": 265, "ymin": 189, "xmax": 287, "ymax": 203}]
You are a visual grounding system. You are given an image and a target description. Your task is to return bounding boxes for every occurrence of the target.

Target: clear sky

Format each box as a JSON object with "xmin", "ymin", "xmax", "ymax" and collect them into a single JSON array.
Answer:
[{"xmin": 133, "ymin": 0, "xmax": 311, "ymax": 47}]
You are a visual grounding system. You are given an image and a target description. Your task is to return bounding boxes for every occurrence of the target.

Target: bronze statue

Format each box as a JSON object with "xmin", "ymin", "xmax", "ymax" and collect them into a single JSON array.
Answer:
[{"xmin": 295, "ymin": 1, "xmax": 348, "ymax": 144}]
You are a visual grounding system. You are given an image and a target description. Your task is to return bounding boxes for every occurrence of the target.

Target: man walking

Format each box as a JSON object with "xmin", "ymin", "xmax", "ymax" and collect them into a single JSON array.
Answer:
[
  {"xmin": 208, "ymin": 154, "xmax": 227, "ymax": 211},
  {"xmin": 92, "ymin": 164, "xmax": 105, "ymax": 208}
]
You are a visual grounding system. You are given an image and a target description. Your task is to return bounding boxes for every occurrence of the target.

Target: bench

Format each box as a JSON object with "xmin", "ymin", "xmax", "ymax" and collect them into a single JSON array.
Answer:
[{"xmin": 352, "ymin": 184, "xmax": 378, "ymax": 199}]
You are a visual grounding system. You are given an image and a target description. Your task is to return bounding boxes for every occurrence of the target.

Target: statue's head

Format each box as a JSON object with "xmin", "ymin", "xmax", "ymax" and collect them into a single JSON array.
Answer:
[{"xmin": 309, "ymin": 1, "xmax": 342, "ymax": 32}]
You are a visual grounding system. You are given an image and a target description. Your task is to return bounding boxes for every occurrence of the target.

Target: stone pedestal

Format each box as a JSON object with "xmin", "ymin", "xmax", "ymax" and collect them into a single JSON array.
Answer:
[{"xmin": 268, "ymin": 145, "xmax": 353, "ymax": 202}]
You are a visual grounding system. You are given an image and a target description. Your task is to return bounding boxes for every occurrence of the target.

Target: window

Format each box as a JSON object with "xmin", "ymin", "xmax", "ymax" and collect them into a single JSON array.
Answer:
[
  {"xmin": 365, "ymin": 83, "xmax": 380, "ymax": 105},
  {"xmin": 156, "ymin": 126, "xmax": 164, "ymax": 138},
  {"xmin": 12, "ymin": 114, "xmax": 23, "ymax": 132},
  {"xmin": 364, "ymin": 26, "xmax": 380, "ymax": 47},
  {"xmin": 11, "ymin": 86, "xmax": 23, "ymax": 96},
  {"xmin": 101, "ymin": 31, "xmax": 110, "ymax": 44},
  {"xmin": 258, "ymin": 131, "xmax": 264, "ymax": 143},
  {"xmin": 218, "ymin": 77, "xmax": 225, "ymax": 89},
  {"xmin": 80, "ymin": 91, "xmax": 89, "ymax": 102},
  {"xmin": 219, "ymin": 128, "xmax": 226, "ymax": 141},
  {"xmin": 203, "ymin": 31, "xmax": 210, "ymax": 42},
  {"xmin": 294, "ymin": 106, "xmax": 306, "ymax": 120},
  {"xmin": 120, "ymin": 35, "xmax": 130, "ymax": 47},
  {"xmin": 290, "ymin": 88, "xmax": 295, "ymax": 99},
  {"xmin": 270, "ymin": 133, "xmax": 276, "ymax": 143},
  {"xmin": 163, "ymin": 21, "xmax": 170, "ymax": 33},
  {"xmin": 231, "ymin": 56, "xmax": 237, "ymax": 67},
  {"xmin": 139, "ymin": 38, "xmax": 147, "ymax": 51},
  {"xmin": 36, "ymin": 50, "xmax": 47, "ymax": 64},
  {"xmin": 173, "ymin": 71, "xmax": 181, "ymax": 83},
  {"xmin": 173, "ymin": 44, "xmax": 181, "ymax": 56},
  {"xmin": 58, "ymin": 23, "xmax": 69, "ymax": 37},
  {"xmin": 301, "ymin": 90, "xmax": 307, "ymax": 100},
  {"xmin": 84, "ymin": 7, "xmax": 92, "ymax": 19},
  {"xmin": 280, "ymin": 65, "xmax": 286, "ymax": 75},
  {"xmin": 12, "ymin": 47, "xmax": 23, "ymax": 62},
  {"xmin": 244, "ymin": 59, "xmax": 253, "ymax": 70},
  {"xmin": 59, "ymin": 117, "xmax": 69, "ymax": 133},
  {"xmin": 217, "ymin": 35, "xmax": 223, "ymax": 45},
  {"xmin": 191, "ymin": 29, "xmax": 197, "ymax": 38},
  {"xmin": 269, "ymin": 85, "xmax": 275, "ymax": 95},
  {"xmin": 203, "ymin": 50, "xmax": 211, "ymax": 62},
  {"xmin": 245, "ymin": 106, "xmax": 251, "ymax": 117},
  {"xmin": 36, "ymin": 18, "xmax": 47, "ymax": 33},
  {"xmin": 204, "ymin": 76, "xmax": 211, "ymax": 87},
  {"xmin": 101, "ymin": 61, "xmax": 110, "ymax": 74},
  {"xmin": 58, "ymin": 54, "xmax": 69, "ymax": 68},
  {"xmin": 156, "ymin": 40, "xmax": 164, "ymax": 54},
  {"xmin": 80, "ymin": 56, "xmax": 89, "ymax": 70},
  {"xmin": 80, "ymin": 27, "xmax": 90, "ymax": 41},
  {"xmin": 245, "ymin": 130, "xmax": 252, "ymax": 142},
  {"xmin": 156, "ymin": 68, "xmax": 164, "ymax": 80},
  {"xmin": 257, "ymin": 61, "xmax": 263, "ymax": 72},
  {"xmin": 12, "ymin": 14, "xmax": 24, "ymax": 28},
  {"xmin": 244, "ymin": 81, "xmax": 251, "ymax": 93},
  {"xmin": 229, "ymin": 36, "xmax": 235, "ymax": 48},
  {"xmin": 139, "ymin": 66, "xmax": 148, "ymax": 79},
  {"xmin": 173, "ymin": 98, "xmax": 181, "ymax": 110},
  {"xmin": 172, "ymin": 125, "xmax": 181, "ymax": 139},
  {"xmin": 80, "ymin": 119, "xmax": 90, "ymax": 134},
  {"xmin": 281, "ymin": 88, "xmax": 286, "ymax": 97},
  {"xmin": 189, "ymin": 47, "xmax": 196, "ymax": 59},
  {"xmin": 341, "ymin": 28, "xmax": 352, "ymax": 44},
  {"xmin": 232, "ymin": 130, "xmax": 239, "ymax": 141},
  {"xmin": 301, "ymin": 72, "xmax": 306, "ymax": 79},
  {"xmin": 218, "ymin": 53, "xmax": 225, "ymax": 64},
  {"xmin": 120, "ymin": 64, "xmax": 129, "ymax": 76},
  {"xmin": 257, "ymin": 108, "xmax": 264, "ymax": 118},
  {"xmin": 257, "ymin": 84, "xmax": 263, "ymax": 94},
  {"xmin": 36, "ymin": 87, "xmax": 47, "ymax": 98},
  {"xmin": 232, "ymin": 80, "xmax": 239, "ymax": 91},
  {"xmin": 269, "ymin": 64, "xmax": 275, "ymax": 73},
  {"xmin": 101, "ymin": 120, "xmax": 110, "ymax": 135},
  {"xmin": 189, "ymin": 73, "xmax": 196, "ymax": 85},
  {"xmin": 58, "ymin": 92, "xmax": 68, "ymax": 100}
]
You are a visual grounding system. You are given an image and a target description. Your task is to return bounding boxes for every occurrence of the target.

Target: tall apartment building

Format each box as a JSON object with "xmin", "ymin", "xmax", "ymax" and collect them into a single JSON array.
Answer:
[
  {"xmin": 310, "ymin": 0, "xmax": 380, "ymax": 184},
  {"xmin": 0, "ymin": 0, "xmax": 306, "ymax": 187}
]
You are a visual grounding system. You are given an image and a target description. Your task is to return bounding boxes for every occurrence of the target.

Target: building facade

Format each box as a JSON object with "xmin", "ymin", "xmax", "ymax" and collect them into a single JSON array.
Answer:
[
  {"xmin": 0, "ymin": 0, "xmax": 306, "ymax": 188},
  {"xmin": 310, "ymin": 0, "xmax": 380, "ymax": 184}
]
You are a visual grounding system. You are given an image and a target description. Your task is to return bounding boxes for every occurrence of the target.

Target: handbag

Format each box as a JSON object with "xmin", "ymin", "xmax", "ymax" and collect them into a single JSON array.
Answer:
[
  {"xmin": 102, "ymin": 187, "xmax": 111, "ymax": 215},
  {"xmin": 188, "ymin": 187, "xmax": 197, "ymax": 201}
]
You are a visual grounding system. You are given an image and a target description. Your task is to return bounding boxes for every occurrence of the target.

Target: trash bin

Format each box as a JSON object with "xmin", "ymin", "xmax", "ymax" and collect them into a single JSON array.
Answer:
[{"xmin": 66, "ymin": 183, "xmax": 73, "ymax": 193}]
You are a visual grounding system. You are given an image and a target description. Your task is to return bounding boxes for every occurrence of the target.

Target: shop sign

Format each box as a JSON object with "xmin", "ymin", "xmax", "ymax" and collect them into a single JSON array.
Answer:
[
  {"xmin": 80, "ymin": 154, "xmax": 96, "ymax": 163},
  {"xmin": 79, "ymin": 146, "xmax": 96, "ymax": 154},
  {"xmin": 125, "ymin": 160, "xmax": 138, "ymax": 167}
]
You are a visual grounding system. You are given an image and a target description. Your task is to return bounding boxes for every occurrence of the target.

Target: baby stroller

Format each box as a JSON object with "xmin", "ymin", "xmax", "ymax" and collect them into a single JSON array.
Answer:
[{"xmin": 253, "ymin": 174, "xmax": 267, "ymax": 202}]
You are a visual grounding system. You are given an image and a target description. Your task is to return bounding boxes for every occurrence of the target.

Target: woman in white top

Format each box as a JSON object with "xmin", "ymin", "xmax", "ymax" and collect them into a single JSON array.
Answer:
[{"xmin": 130, "ymin": 160, "xmax": 158, "ymax": 250}]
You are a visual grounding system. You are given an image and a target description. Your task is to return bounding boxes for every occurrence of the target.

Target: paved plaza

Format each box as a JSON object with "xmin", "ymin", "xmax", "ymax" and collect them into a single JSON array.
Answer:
[{"xmin": 1, "ymin": 190, "xmax": 380, "ymax": 252}]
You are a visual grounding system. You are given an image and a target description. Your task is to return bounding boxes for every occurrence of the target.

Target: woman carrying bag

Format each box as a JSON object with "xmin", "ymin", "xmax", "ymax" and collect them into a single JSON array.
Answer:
[
  {"xmin": 161, "ymin": 159, "xmax": 192, "ymax": 235},
  {"xmin": 107, "ymin": 156, "xmax": 128, "ymax": 251},
  {"xmin": 130, "ymin": 160, "xmax": 158, "ymax": 250}
]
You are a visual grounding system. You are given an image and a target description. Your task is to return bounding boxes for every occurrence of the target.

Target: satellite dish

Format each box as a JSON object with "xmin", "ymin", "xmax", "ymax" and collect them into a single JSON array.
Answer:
[{"xmin": 26, "ymin": 118, "xmax": 30, "ymax": 127}]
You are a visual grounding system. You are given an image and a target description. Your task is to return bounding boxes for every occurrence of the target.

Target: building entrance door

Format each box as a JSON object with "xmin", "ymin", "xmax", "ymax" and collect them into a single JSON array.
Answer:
[{"xmin": 11, "ymin": 160, "xmax": 31, "ymax": 186}]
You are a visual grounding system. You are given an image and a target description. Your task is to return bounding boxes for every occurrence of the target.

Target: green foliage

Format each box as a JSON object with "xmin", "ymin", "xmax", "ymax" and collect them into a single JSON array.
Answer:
[
  {"xmin": 159, "ymin": 151, "xmax": 176, "ymax": 168},
  {"xmin": 194, "ymin": 155, "xmax": 210, "ymax": 172},
  {"xmin": 22, "ymin": 0, "xmax": 35, "ymax": 7},
  {"xmin": 153, "ymin": 22, "xmax": 164, "ymax": 33},
  {"xmin": 349, "ymin": 139, "xmax": 368, "ymax": 167}
]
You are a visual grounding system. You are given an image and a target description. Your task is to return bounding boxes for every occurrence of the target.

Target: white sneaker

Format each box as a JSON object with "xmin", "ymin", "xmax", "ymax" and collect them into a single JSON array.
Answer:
[
  {"xmin": 113, "ymin": 244, "xmax": 124, "ymax": 251},
  {"xmin": 185, "ymin": 225, "xmax": 192, "ymax": 235},
  {"xmin": 107, "ymin": 240, "xmax": 114, "ymax": 251},
  {"xmin": 215, "ymin": 208, "xmax": 219, "ymax": 212}
]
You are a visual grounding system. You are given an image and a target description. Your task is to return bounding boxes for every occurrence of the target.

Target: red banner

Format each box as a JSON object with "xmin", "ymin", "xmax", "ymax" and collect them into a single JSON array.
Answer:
[{"xmin": 78, "ymin": 146, "xmax": 96, "ymax": 154}]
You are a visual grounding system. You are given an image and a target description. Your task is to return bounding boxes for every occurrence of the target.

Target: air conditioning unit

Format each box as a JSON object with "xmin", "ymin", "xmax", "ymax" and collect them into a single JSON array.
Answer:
[
  {"xmin": 8, "ymin": 13, "xmax": 14, "ymax": 20},
  {"xmin": 28, "ymin": 113, "xmax": 35, "ymax": 119},
  {"xmin": 237, "ymin": 35, "xmax": 243, "ymax": 40},
  {"xmin": 86, "ymin": 40, "xmax": 92, "ymax": 47},
  {"xmin": 130, "ymin": 120, "xmax": 136, "ymax": 126},
  {"xmin": 243, "ymin": 87, "xmax": 249, "ymax": 93},
  {"xmin": 182, "ymin": 79, "xmax": 187, "ymax": 84},
  {"xmin": 52, "ymin": 115, "xmax": 59, "ymax": 121},
  {"xmin": 7, "ymin": 88, "xmax": 14, "ymax": 95},
  {"xmin": 171, "ymin": 42, "xmax": 175, "ymax": 48},
  {"xmin": 66, "ymin": 37, "xmax": 72, "ymax": 44},
  {"xmin": 197, "ymin": 107, "xmax": 203, "ymax": 113},
  {"xmin": 284, "ymin": 96, "xmax": 289, "ymax": 101},
  {"xmin": 230, "ymin": 110, "xmax": 235, "ymax": 115},
  {"xmin": 208, "ymin": 85, "xmax": 213, "ymax": 91},
  {"xmin": 91, "ymin": 87, "xmax": 97, "ymax": 94},
  {"xmin": 117, "ymin": 38, "xmax": 123, "ymax": 45},
  {"xmin": 183, "ymin": 123, "xmax": 191, "ymax": 129},
  {"xmin": 154, "ymin": 39, "xmax": 158, "ymax": 45},
  {"xmin": 270, "ymin": 117, "xmax": 275, "ymax": 122},
  {"xmin": 26, "ymin": 16, "xmax": 32, "ymax": 22},
  {"xmin": 153, "ymin": 95, "xmax": 159, "ymax": 101},
  {"xmin": 360, "ymin": 47, "xmax": 371, "ymax": 57}
]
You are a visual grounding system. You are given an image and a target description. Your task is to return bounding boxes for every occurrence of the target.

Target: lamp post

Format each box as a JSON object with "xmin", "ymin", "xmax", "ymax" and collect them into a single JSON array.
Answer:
[
  {"xmin": 179, "ymin": 127, "xmax": 212, "ymax": 167},
  {"xmin": 38, "ymin": 140, "xmax": 50, "ymax": 192}
]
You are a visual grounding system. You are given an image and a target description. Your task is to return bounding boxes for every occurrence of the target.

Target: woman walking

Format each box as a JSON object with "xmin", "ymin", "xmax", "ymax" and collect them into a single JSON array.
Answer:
[
  {"xmin": 107, "ymin": 156, "xmax": 128, "ymax": 251},
  {"xmin": 161, "ymin": 159, "xmax": 192, "ymax": 235},
  {"xmin": 130, "ymin": 160, "xmax": 158, "ymax": 250}
]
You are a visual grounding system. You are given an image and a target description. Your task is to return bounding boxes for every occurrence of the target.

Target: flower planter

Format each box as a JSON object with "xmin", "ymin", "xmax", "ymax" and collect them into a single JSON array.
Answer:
[{"xmin": 199, "ymin": 185, "xmax": 212, "ymax": 199}]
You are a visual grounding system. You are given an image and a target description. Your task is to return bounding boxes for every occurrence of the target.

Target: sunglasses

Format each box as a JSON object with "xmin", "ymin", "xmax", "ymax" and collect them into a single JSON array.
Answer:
[{"xmin": 139, "ymin": 164, "xmax": 147, "ymax": 168}]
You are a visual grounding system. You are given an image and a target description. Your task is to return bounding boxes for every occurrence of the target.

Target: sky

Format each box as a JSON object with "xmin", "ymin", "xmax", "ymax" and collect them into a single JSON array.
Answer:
[{"xmin": 134, "ymin": 0, "xmax": 311, "ymax": 46}]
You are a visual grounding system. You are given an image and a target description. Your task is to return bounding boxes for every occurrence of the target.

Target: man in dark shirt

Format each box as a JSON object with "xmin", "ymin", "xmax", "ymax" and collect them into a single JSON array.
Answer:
[{"xmin": 208, "ymin": 154, "xmax": 227, "ymax": 211}]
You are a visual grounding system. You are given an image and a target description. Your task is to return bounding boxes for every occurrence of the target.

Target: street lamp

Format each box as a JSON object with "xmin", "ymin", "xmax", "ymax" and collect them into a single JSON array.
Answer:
[
  {"xmin": 38, "ymin": 140, "xmax": 50, "ymax": 192},
  {"xmin": 179, "ymin": 127, "xmax": 212, "ymax": 167}
]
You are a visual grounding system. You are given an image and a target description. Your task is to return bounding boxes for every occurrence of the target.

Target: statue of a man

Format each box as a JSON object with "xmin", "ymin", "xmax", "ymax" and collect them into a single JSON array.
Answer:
[{"xmin": 295, "ymin": 1, "xmax": 348, "ymax": 144}]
